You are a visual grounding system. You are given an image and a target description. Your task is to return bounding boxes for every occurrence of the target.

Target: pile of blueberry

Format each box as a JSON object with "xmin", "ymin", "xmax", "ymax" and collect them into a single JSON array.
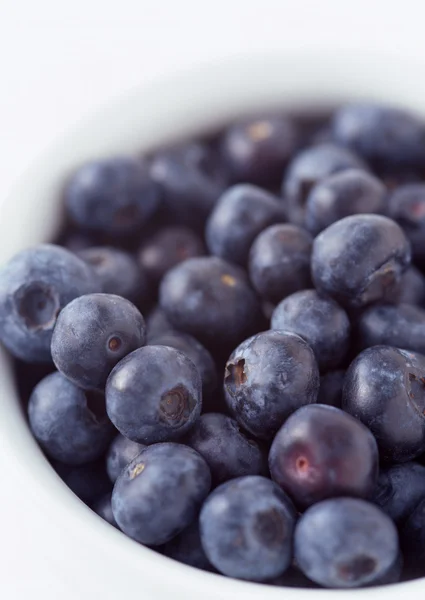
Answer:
[{"xmin": 5, "ymin": 102, "xmax": 425, "ymax": 589}]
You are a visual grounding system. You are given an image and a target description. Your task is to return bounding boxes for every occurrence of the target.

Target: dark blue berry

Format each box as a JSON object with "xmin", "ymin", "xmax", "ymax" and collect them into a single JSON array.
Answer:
[
  {"xmin": 373, "ymin": 462, "xmax": 425, "ymax": 525},
  {"xmin": 220, "ymin": 116, "xmax": 298, "ymax": 186},
  {"xmin": 342, "ymin": 346, "xmax": 425, "ymax": 462},
  {"xmin": 112, "ymin": 443, "xmax": 211, "ymax": 545},
  {"xmin": 106, "ymin": 345, "xmax": 202, "ymax": 444},
  {"xmin": 159, "ymin": 256, "xmax": 261, "ymax": 351},
  {"xmin": 224, "ymin": 330, "xmax": 319, "ymax": 440},
  {"xmin": 149, "ymin": 331, "xmax": 217, "ymax": 401},
  {"xmin": 51, "ymin": 293, "xmax": 146, "ymax": 391},
  {"xmin": 206, "ymin": 184, "xmax": 285, "ymax": 266},
  {"xmin": 29, "ymin": 372, "xmax": 114, "ymax": 465},
  {"xmin": 185, "ymin": 413, "xmax": 267, "ymax": 486},
  {"xmin": 138, "ymin": 226, "xmax": 205, "ymax": 287},
  {"xmin": 93, "ymin": 493, "xmax": 118, "ymax": 528},
  {"xmin": 199, "ymin": 476, "xmax": 296, "ymax": 581},
  {"xmin": 401, "ymin": 497, "xmax": 425, "ymax": 576},
  {"xmin": 54, "ymin": 459, "xmax": 112, "ymax": 505},
  {"xmin": 295, "ymin": 498, "xmax": 399, "ymax": 588},
  {"xmin": 282, "ymin": 143, "xmax": 366, "ymax": 225},
  {"xmin": 393, "ymin": 266, "xmax": 425, "ymax": 306},
  {"xmin": 0, "ymin": 244, "xmax": 98, "ymax": 362},
  {"xmin": 248, "ymin": 224, "xmax": 312, "ymax": 304},
  {"xmin": 318, "ymin": 369, "xmax": 345, "ymax": 408},
  {"xmin": 78, "ymin": 246, "xmax": 150, "ymax": 306},
  {"xmin": 357, "ymin": 303, "xmax": 425, "ymax": 354},
  {"xmin": 388, "ymin": 184, "xmax": 425, "ymax": 265},
  {"xmin": 150, "ymin": 142, "xmax": 225, "ymax": 230},
  {"xmin": 162, "ymin": 521, "xmax": 214, "ymax": 571},
  {"xmin": 65, "ymin": 157, "xmax": 160, "ymax": 235},
  {"xmin": 271, "ymin": 290, "xmax": 350, "ymax": 371},
  {"xmin": 332, "ymin": 103, "xmax": 425, "ymax": 169},
  {"xmin": 106, "ymin": 434, "xmax": 146, "ymax": 483},
  {"xmin": 311, "ymin": 214, "xmax": 411, "ymax": 308},
  {"xmin": 305, "ymin": 169, "xmax": 386, "ymax": 235},
  {"xmin": 269, "ymin": 404, "xmax": 378, "ymax": 508}
]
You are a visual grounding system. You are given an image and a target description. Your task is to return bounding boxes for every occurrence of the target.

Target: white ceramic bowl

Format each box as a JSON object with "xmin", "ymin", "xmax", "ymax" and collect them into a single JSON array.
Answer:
[{"xmin": 2, "ymin": 51, "xmax": 425, "ymax": 600}]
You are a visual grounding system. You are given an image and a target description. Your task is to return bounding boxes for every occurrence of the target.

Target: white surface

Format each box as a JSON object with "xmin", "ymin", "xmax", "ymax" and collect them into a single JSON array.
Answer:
[{"xmin": 1, "ymin": 1, "xmax": 425, "ymax": 599}]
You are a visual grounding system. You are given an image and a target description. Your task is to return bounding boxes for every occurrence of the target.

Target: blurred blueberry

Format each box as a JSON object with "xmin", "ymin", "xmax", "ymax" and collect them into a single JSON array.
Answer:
[
  {"xmin": 220, "ymin": 115, "xmax": 298, "ymax": 186},
  {"xmin": 138, "ymin": 226, "xmax": 205, "ymax": 286},
  {"xmin": 282, "ymin": 143, "xmax": 366, "ymax": 225},
  {"xmin": 305, "ymin": 169, "xmax": 386, "ymax": 235},
  {"xmin": 78, "ymin": 246, "xmax": 150, "ymax": 306},
  {"xmin": 0, "ymin": 244, "xmax": 98, "ymax": 362},
  {"xmin": 311, "ymin": 214, "xmax": 411, "ymax": 308},
  {"xmin": 65, "ymin": 157, "xmax": 160, "ymax": 235},
  {"xmin": 248, "ymin": 224, "xmax": 312, "ymax": 304},
  {"xmin": 332, "ymin": 103, "xmax": 425, "ymax": 169},
  {"xmin": 206, "ymin": 184, "xmax": 285, "ymax": 267}
]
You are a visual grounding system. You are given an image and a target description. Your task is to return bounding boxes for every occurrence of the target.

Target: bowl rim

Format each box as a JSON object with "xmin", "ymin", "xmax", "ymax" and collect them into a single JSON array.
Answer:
[{"xmin": 2, "ymin": 50, "xmax": 425, "ymax": 599}]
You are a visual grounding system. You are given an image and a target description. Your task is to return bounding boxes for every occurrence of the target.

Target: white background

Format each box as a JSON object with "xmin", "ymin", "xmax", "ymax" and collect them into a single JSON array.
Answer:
[{"xmin": 1, "ymin": 1, "xmax": 425, "ymax": 598}]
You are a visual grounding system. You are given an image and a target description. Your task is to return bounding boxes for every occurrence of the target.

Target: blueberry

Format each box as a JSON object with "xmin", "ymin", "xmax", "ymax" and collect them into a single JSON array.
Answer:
[
  {"xmin": 388, "ymin": 184, "xmax": 425, "ymax": 265},
  {"xmin": 311, "ymin": 214, "xmax": 411, "ymax": 308},
  {"xmin": 162, "ymin": 521, "xmax": 214, "ymax": 571},
  {"xmin": 332, "ymin": 103, "xmax": 425, "ymax": 169},
  {"xmin": 0, "ymin": 244, "xmax": 99, "ymax": 362},
  {"xmin": 159, "ymin": 256, "xmax": 261, "ymax": 351},
  {"xmin": 54, "ymin": 459, "xmax": 112, "ymax": 505},
  {"xmin": 342, "ymin": 345, "xmax": 425, "ymax": 462},
  {"xmin": 294, "ymin": 498, "xmax": 399, "ymax": 588},
  {"xmin": 357, "ymin": 303, "xmax": 425, "ymax": 354},
  {"xmin": 269, "ymin": 404, "xmax": 378, "ymax": 508},
  {"xmin": 305, "ymin": 169, "xmax": 386, "ymax": 235},
  {"xmin": 206, "ymin": 184, "xmax": 285, "ymax": 266},
  {"xmin": 271, "ymin": 290, "xmax": 350, "ymax": 371},
  {"xmin": 282, "ymin": 143, "xmax": 366, "ymax": 225},
  {"xmin": 28, "ymin": 372, "xmax": 114, "ymax": 465},
  {"xmin": 401, "ymin": 497, "xmax": 425, "ymax": 576},
  {"xmin": 65, "ymin": 157, "xmax": 160, "ymax": 235},
  {"xmin": 318, "ymin": 369, "xmax": 345, "ymax": 408},
  {"xmin": 185, "ymin": 413, "xmax": 267, "ymax": 486},
  {"xmin": 51, "ymin": 293, "xmax": 146, "ymax": 391},
  {"xmin": 248, "ymin": 224, "xmax": 312, "ymax": 304},
  {"xmin": 77, "ymin": 246, "xmax": 150, "ymax": 306},
  {"xmin": 93, "ymin": 493, "xmax": 118, "ymax": 528},
  {"xmin": 199, "ymin": 476, "xmax": 296, "ymax": 581},
  {"xmin": 149, "ymin": 331, "xmax": 217, "ymax": 401},
  {"xmin": 224, "ymin": 330, "xmax": 319, "ymax": 440},
  {"xmin": 138, "ymin": 226, "xmax": 205, "ymax": 286},
  {"xmin": 106, "ymin": 345, "xmax": 202, "ymax": 444},
  {"xmin": 106, "ymin": 434, "xmax": 146, "ymax": 483},
  {"xmin": 392, "ymin": 266, "xmax": 425, "ymax": 306},
  {"xmin": 145, "ymin": 306, "xmax": 175, "ymax": 341},
  {"xmin": 111, "ymin": 443, "xmax": 211, "ymax": 545},
  {"xmin": 220, "ymin": 116, "xmax": 298, "ymax": 186},
  {"xmin": 373, "ymin": 462, "xmax": 425, "ymax": 525},
  {"xmin": 150, "ymin": 142, "xmax": 225, "ymax": 229}
]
